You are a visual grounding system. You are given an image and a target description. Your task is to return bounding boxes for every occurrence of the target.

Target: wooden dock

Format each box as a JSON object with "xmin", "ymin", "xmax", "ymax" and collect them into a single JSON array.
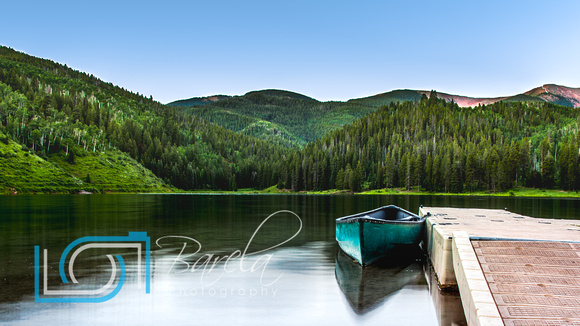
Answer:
[{"xmin": 419, "ymin": 207, "xmax": 580, "ymax": 326}]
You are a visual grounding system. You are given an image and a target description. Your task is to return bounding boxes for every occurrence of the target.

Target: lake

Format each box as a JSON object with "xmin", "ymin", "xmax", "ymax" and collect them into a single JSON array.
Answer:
[{"xmin": 1, "ymin": 194, "xmax": 579, "ymax": 325}]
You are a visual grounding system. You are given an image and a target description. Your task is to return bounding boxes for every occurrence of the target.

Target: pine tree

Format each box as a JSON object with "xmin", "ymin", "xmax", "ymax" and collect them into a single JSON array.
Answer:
[
  {"xmin": 384, "ymin": 156, "xmax": 394, "ymax": 188},
  {"xmin": 354, "ymin": 161, "xmax": 363, "ymax": 192},
  {"xmin": 450, "ymin": 162, "xmax": 463, "ymax": 193},
  {"xmin": 414, "ymin": 152, "xmax": 424, "ymax": 191},
  {"xmin": 424, "ymin": 153, "xmax": 433, "ymax": 191},
  {"xmin": 67, "ymin": 148, "xmax": 75, "ymax": 164},
  {"xmin": 344, "ymin": 164, "xmax": 353, "ymax": 191},
  {"xmin": 336, "ymin": 168, "xmax": 345, "ymax": 190},
  {"xmin": 542, "ymin": 154, "xmax": 556, "ymax": 189},
  {"xmin": 465, "ymin": 151, "xmax": 477, "ymax": 191}
]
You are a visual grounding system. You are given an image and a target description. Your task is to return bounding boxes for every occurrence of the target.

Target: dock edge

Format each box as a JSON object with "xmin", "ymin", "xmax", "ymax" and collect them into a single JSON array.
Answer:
[{"xmin": 452, "ymin": 231, "xmax": 503, "ymax": 326}]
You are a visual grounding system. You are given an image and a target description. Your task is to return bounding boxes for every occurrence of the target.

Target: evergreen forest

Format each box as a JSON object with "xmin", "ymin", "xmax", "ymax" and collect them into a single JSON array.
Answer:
[{"xmin": 0, "ymin": 45, "xmax": 578, "ymax": 194}]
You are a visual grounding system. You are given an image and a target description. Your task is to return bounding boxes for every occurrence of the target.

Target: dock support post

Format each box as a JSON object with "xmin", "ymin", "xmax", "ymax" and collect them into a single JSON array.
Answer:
[{"xmin": 420, "ymin": 208, "xmax": 456, "ymax": 288}]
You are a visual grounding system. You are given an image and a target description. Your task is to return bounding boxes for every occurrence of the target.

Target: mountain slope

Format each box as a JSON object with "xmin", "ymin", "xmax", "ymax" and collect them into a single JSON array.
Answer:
[
  {"xmin": 523, "ymin": 84, "xmax": 580, "ymax": 108},
  {"xmin": 176, "ymin": 89, "xmax": 376, "ymax": 146},
  {"xmin": 417, "ymin": 91, "xmax": 508, "ymax": 107},
  {"xmin": 348, "ymin": 90, "xmax": 424, "ymax": 107},
  {"xmin": 168, "ymin": 95, "xmax": 230, "ymax": 107},
  {"xmin": 3, "ymin": 45, "xmax": 579, "ymax": 194},
  {"xmin": 172, "ymin": 84, "xmax": 580, "ymax": 149},
  {"xmin": 244, "ymin": 89, "xmax": 318, "ymax": 101},
  {"xmin": 348, "ymin": 84, "xmax": 580, "ymax": 108},
  {"xmin": 173, "ymin": 84, "xmax": 580, "ymax": 148},
  {"xmin": 0, "ymin": 131, "xmax": 82, "ymax": 194},
  {"xmin": 0, "ymin": 45, "xmax": 289, "ymax": 192},
  {"xmin": 167, "ymin": 89, "xmax": 318, "ymax": 107},
  {"xmin": 280, "ymin": 96, "xmax": 580, "ymax": 193}
]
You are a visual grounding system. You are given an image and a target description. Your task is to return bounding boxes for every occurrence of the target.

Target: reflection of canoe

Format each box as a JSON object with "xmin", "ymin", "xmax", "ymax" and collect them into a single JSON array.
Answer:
[
  {"xmin": 335, "ymin": 248, "xmax": 424, "ymax": 314},
  {"xmin": 335, "ymin": 205, "xmax": 425, "ymax": 266}
]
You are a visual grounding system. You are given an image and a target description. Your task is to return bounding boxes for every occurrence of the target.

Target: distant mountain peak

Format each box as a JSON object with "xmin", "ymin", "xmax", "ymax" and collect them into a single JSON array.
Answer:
[
  {"xmin": 244, "ymin": 89, "xmax": 318, "ymax": 102},
  {"xmin": 168, "ymin": 89, "xmax": 318, "ymax": 107},
  {"xmin": 171, "ymin": 84, "xmax": 580, "ymax": 109},
  {"xmin": 350, "ymin": 84, "xmax": 580, "ymax": 108},
  {"xmin": 522, "ymin": 84, "xmax": 580, "ymax": 108},
  {"xmin": 416, "ymin": 90, "xmax": 508, "ymax": 107},
  {"xmin": 167, "ymin": 95, "xmax": 230, "ymax": 107}
]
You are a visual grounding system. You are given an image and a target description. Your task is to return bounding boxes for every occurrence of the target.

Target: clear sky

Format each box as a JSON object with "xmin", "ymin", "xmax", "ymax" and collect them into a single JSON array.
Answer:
[{"xmin": 2, "ymin": 0, "xmax": 579, "ymax": 103}]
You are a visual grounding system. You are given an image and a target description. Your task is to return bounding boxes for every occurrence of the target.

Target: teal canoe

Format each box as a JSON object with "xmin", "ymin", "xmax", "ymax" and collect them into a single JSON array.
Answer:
[{"xmin": 335, "ymin": 205, "xmax": 425, "ymax": 266}]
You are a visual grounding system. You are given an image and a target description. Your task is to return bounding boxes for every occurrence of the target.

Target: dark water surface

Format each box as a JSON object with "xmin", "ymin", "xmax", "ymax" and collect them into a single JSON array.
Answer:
[{"xmin": 1, "ymin": 194, "xmax": 579, "ymax": 325}]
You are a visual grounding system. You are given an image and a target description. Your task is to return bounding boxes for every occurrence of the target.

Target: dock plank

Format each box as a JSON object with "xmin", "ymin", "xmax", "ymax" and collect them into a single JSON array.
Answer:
[{"xmin": 474, "ymin": 240, "xmax": 580, "ymax": 326}]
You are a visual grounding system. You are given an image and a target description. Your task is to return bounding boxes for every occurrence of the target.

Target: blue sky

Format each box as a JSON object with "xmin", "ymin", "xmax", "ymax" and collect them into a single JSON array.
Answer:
[{"xmin": 2, "ymin": 0, "xmax": 579, "ymax": 103}]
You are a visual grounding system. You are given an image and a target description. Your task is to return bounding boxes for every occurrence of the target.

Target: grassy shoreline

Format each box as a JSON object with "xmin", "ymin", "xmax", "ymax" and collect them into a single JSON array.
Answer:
[
  {"xmin": 3, "ymin": 184, "xmax": 580, "ymax": 198},
  {"xmin": 170, "ymin": 186, "xmax": 580, "ymax": 198},
  {"xmin": 358, "ymin": 187, "xmax": 580, "ymax": 198}
]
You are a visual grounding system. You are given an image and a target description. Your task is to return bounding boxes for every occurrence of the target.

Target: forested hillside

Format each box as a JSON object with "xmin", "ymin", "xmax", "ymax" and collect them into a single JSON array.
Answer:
[
  {"xmin": 279, "ymin": 93, "xmax": 580, "ymax": 193},
  {"xmin": 0, "ymin": 46, "xmax": 579, "ymax": 195},
  {"xmin": 0, "ymin": 46, "xmax": 287, "ymax": 193},
  {"xmin": 171, "ymin": 90, "xmax": 377, "ymax": 147}
]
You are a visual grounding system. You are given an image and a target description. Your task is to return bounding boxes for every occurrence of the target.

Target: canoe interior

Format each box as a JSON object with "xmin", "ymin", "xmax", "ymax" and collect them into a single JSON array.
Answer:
[{"xmin": 336, "ymin": 205, "xmax": 424, "ymax": 224}]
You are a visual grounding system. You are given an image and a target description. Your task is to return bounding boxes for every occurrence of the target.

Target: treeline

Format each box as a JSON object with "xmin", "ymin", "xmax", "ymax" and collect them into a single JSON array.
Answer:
[
  {"xmin": 1, "ymin": 45, "xmax": 579, "ymax": 194},
  {"xmin": 0, "ymin": 46, "xmax": 287, "ymax": 191},
  {"xmin": 278, "ymin": 93, "xmax": 580, "ymax": 193}
]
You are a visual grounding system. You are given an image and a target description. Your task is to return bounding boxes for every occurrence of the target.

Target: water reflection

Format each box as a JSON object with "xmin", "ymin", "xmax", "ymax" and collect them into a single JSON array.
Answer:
[
  {"xmin": 425, "ymin": 264, "xmax": 468, "ymax": 326},
  {"xmin": 335, "ymin": 249, "xmax": 424, "ymax": 314},
  {"xmin": 4, "ymin": 194, "xmax": 578, "ymax": 325}
]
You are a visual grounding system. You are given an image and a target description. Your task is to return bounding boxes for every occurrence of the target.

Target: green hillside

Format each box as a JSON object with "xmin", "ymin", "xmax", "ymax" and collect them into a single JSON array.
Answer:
[
  {"xmin": 168, "ymin": 95, "xmax": 230, "ymax": 107},
  {"xmin": 0, "ymin": 131, "xmax": 82, "ymax": 194},
  {"xmin": 49, "ymin": 149, "xmax": 169, "ymax": 193},
  {"xmin": 279, "ymin": 96, "xmax": 580, "ymax": 193},
  {"xmin": 182, "ymin": 106, "xmax": 307, "ymax": 147},
  {"xmin": 503, "ymin": 94, "xmax": 546, "ymax": 103},
  {"xmin": 177, "ymin": 90, "xmax": 377, "ymax": 146},
  {"xmin": 244, "ymin": 89, "xmax": 317, "ymax": 101},
  {"xmin": 348, "ymin": 90, "xmax": 423, "ymax": 107},
  {"xmin": 2, "ymin": 45, "xmax": 579, "ymax": 195},
  {"xmin": 0, "ymin": 46, "xmax": 288, "ymax": 192},
  {"xmin": 0, "ymin": 130, "xmax": 170, "ymax": 194}
]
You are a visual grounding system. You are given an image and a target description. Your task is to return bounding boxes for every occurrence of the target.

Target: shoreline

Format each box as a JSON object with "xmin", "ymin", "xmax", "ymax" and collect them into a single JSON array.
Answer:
[{"xmin": 3, "ymin": 187, "xmax": 580, "ymax": 198}]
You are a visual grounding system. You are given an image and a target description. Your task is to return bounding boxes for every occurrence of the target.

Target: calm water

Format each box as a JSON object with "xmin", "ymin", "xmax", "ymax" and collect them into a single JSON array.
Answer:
[{"xmin": 1, "ymin": 194, "xmax": 579, "ymax": 325}]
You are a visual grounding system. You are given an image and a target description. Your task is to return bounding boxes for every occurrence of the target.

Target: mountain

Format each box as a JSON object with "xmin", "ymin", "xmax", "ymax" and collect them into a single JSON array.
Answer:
[
  {"xmin": 523, "ymin": 84, "xmax": 580, "ymax": 108},
  {"xmin": 279, "ymin": 96, "xmax": 580, "ymax": 193},
  {"xmin": 0, "ymin": 45, "xmax": 289, "ymax": 193},
  {"xmin": 167, "ymin": 89, "xmax": 318, "ymax": 107},
  {"xmin": 349, "ymin": 84, "xmax": 580, "ymax": 108},
  {"xmin": 173, "ymin": 84, "xmax": 580, "ymax": 149},
  {"xmin": 2, "ymin": 45, "xmax": 579, "ymax": 194},
  {"xmin": 347, "ymin": 90, "xmax": 424, "ymax": 107},
  {"xmin": 174, "ymin": 89, "xmax": 376, "ymax": 147},
  {"xmin": 416, "ymin": 91, "xmax": 508, "ymax": 107},
  {"xmin": 243, "ymin": 89, "xmax": 318, "ymax": 102},
  {"xmin": 168, "ymin": 95, "xmax": 230, "ymax": 107}
]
